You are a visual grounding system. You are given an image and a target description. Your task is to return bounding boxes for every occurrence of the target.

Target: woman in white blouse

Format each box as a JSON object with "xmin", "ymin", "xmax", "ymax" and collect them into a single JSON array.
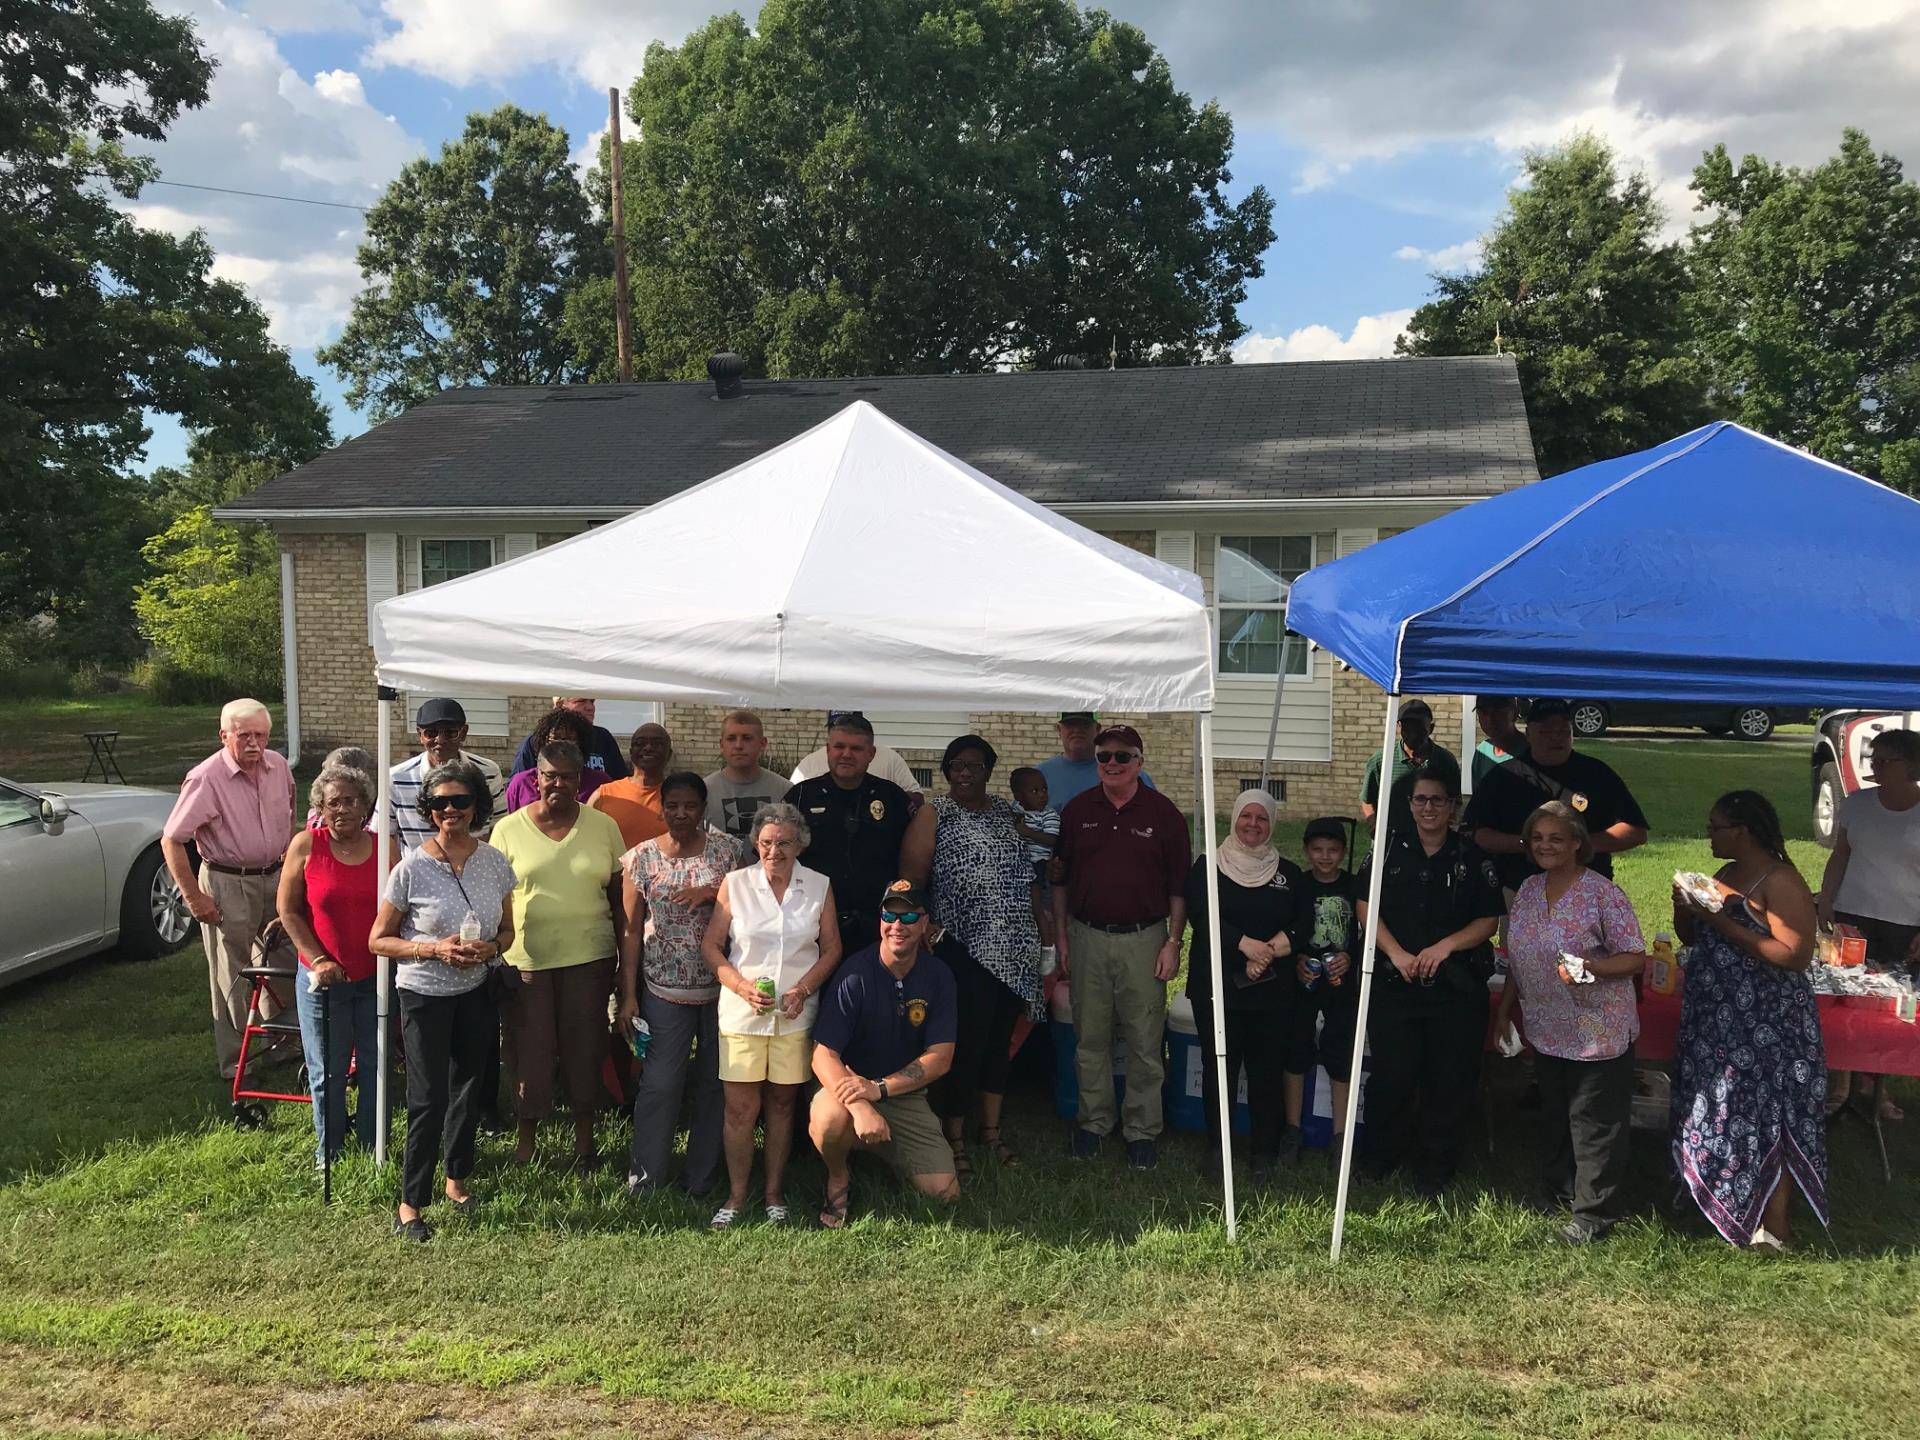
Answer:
[{"xmin": 700, "ymin": 803, "xmax": 843, "ymax": 1229}]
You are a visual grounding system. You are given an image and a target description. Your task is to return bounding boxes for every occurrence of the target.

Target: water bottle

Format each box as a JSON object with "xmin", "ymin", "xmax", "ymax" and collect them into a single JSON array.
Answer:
[
  {"xmin": 459, "ymin": 910, "xmax": 482, "ymax": 945},
  {"xmin": 1039, "ymin": 945, "xmax": 1058, "ymax": 978},
  {"xmin": 629, "ymin": 1016, "xmax": 651, "ymax": 1058}
]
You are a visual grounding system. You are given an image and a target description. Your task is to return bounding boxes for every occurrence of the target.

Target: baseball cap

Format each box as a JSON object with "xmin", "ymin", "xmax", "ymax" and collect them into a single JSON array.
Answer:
[
  {"xmin": 1527, "ymin": 697, "xmax": 1573, "ymax": 722},
  {"xmin": 879, "ymin": 879, "xmax": 930, "ymax": 913},
  {"xmin": 1303, "ymin": 816, "xmax": 1349, "ymax": 846},
  {"xmin": 825, "ymin": 710, "xmax": 866, "ymax": 727},
  {"xmin": 415, "ymin": 698, "xmax": 467, "ymax": 729},
  {"xmin": 1474, "ymin": 694, "xmax": 1517, "ymax": 713},
  {"xmin": 1059, "ymin": 711, "xmax": 1099, "ymax": 724},
  {"xmin": 1398, "ymin": 698, "xmax": 1433, "ymax": 722},
  {"xmin": 1094, "ymin": 723, "xmax": 1144, "ymax": 753}
]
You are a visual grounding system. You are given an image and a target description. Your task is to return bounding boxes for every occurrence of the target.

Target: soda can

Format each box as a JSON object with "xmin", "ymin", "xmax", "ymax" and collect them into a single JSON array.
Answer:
[
  {"xmin": 755, "ymin": 977, "xmax": 777, "ymax": 1008},
  {"xmin": 1302, "ymin": 954, "xmax": 1326, "ymax": 990},
  {"xmin": 629, "ymin": 1016, "xmax": 651, "ymax": 1059}
]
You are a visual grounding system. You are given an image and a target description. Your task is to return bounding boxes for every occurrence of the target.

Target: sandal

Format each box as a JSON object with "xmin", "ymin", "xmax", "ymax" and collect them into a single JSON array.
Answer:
[
  {"xmin": 764, "ymin": 1201, "xmax": 790, "ymax": 1226},
  {"xmin": 818, "ymin": 1183, "xmax": 851, "ymax": 1230},
  {"xmin": 947, "ymin": 1134, "xmax": 975, "ymax": 1178},
  {"xmin": 981, "ymin": 1126, "xmax": 1022, "ymax": 1170},
  {"xmin": 709, "ymin": 1206, "xmax": 742, "ymax": 1231}
]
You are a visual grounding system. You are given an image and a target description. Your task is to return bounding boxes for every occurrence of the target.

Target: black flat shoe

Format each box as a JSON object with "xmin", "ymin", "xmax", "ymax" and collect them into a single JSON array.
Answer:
[
  {"xmin": 393, "ymin": 1216, "xmax": 432, "ymax": 1244},
  {"xmin": 444, "ymin": 1192, "xmax": 478, "ymax": 1216}
]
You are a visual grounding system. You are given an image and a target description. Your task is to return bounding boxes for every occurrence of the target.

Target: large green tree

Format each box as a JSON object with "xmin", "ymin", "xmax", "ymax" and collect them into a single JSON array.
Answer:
[
  {"xmin": 1397, "ymin": 136, "xmax": 1706, "ymax": 475},
  {"xmin": 2, "ymin": 0, "xmax": 330, "ymax": 661},
  {"xmin": 596, "ymin": 0, "xmax": 1274, "ymax": 379},
  {"xmin": 1688, "ymin": 129, "xmax": 1920, "ymax": 492},
  {"xmin": 320, "ymin": 105, "xmax": 604, "ymax": 419}
]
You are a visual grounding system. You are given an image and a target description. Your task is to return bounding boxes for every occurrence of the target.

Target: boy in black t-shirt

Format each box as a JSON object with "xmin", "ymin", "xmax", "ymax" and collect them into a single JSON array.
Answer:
[{"xmin": 1287, "ymin": 817, "xmax": 1366, "ymax": 1159}]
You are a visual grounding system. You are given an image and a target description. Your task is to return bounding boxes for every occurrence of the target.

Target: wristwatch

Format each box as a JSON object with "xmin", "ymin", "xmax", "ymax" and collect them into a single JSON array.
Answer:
[{"xmin": 876, "ymin": 1079, "xmax": 890, "ymax": 1102}]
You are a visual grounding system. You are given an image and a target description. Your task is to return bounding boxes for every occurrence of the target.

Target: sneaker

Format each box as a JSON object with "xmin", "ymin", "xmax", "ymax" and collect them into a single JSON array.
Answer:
[
  {"xmin": 1070, "ymin": 1128, "xmax": 1103, "ymax": 1161},
  {"xmin": 392, "ymin": 1215, "xmax": 432, "ymax": 1244},
  {"xmin": 1126, "ymin": 1139, "xmax": 1158, "ymax": 1170},
  {"xmin": 1276, "ymin": 1124, "xmax": 1304, "ymax": 1166},
  {"xmin": 1555, "ymin": 1219, "xmax": 1610, "ymax": 1247}
]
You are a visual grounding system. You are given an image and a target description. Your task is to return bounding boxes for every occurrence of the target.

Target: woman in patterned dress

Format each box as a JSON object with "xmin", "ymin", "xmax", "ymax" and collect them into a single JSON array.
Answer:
[
  {"xmin": 900, "ymin": 734, "xmax": 1044, "ymax": 1172},
  {"xmin": 1671, "ymin": 790, "xmax": 1827, "ymax": 1250},
  {"xmin": 616, "ymin": 771, "xmax": 743, "ymax": 1199},
  {"xmin": 1497, "ymin": 801, "xmax": 1645, "ymax": 1244}
]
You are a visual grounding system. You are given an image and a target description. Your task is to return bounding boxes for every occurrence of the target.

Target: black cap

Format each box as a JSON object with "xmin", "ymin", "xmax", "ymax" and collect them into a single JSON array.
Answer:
[
  {"xmin": 1398, "ymin": 698, "xmax": 1433, "ymax": 722},
  {"xmin": 879, "ymin": 879, "xmax": 930, "ymax": 913},
  {"xmin": 1527, "ymin": 697, "xmax": 1573, "ymax": 722},
  {"xmin": 1303, "ymin": 816, "xmax": 1348, "ymax": 846},
  {"xmin": 415, "ymin": 698, "xmax": 467, "ymax": 729},
  {"xmin": 1474, "ymin": 694, "xmax": 1517, "ymax": 713},
  {"xmin": 1059, "ymin": 711, "xmax": 1098, "ymax": 724},
  {"xmin": 826, "ymin": 710, "xmax": 866, "ymax": 727}
]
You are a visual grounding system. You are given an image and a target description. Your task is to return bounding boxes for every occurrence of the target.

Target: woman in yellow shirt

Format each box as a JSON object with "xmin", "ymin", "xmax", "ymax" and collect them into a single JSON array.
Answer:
[{"xmin": 490, "ymin": 740, "xmax": 627, "ymax": 1170}]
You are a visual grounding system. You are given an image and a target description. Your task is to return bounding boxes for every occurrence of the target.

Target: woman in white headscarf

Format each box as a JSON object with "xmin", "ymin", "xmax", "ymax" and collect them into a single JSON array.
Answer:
[{"xmin": 1183, "ymin": 789, "xmax": 1306, "ymax": 1179}]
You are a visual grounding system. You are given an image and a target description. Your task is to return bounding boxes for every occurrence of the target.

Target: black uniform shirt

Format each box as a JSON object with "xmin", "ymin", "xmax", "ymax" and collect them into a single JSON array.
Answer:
[
  {"xmin": 1462, "ymin": 749, "xmax": 1648, "ymax": 889},
  {"xmin": 784, "ymin": 773, "xmax": 914, "ymax": 924},
  {"xmin": 1355, "ymin": 831, "xmax": 1504, "ymax": 990}
]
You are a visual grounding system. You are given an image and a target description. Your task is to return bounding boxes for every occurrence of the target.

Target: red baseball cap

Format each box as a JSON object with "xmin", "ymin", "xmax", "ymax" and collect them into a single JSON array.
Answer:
[{"xmin": 1094, "ymin": 724, "xmax": 1144, "ymax": 753}]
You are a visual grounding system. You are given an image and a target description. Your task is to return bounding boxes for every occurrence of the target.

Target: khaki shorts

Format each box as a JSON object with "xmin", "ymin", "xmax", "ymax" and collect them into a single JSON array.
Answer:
[
  {"xmin": 856, "ymin": 1091, "xmax": 955, "ymax": 1180},
  {"xmin": 718, "ymin": 1029, "xmax": 813, "ymax": 1085}
]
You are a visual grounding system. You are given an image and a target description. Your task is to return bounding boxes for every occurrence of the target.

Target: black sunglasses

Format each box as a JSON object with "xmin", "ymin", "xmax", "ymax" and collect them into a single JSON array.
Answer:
[
  {"xmin": 426, "ymin": 793, "xmax": 476, "ymax": 811},
  {"xmin": 418, "ymin": 725, "xmax": 461, "ymax": 739},
  {"xmin": 880, "ymin": 909, "xmax": 925, "ymax": 925},
  {"xmin": 1095, "ymin": 750, "xmax": 1138, "ymax": 764}
]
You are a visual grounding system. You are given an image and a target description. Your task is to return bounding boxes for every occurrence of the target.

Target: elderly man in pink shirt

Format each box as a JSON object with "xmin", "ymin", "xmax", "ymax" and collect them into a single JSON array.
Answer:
[{"xmin": 161, "ymin": 699, "xmax": 298, "ymax": 1078}]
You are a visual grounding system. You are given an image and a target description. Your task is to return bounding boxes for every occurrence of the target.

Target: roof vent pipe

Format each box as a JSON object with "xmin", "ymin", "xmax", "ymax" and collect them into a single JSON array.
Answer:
[
  {"xmin": 707, "ymin": 351, "xmax": 747, "ymax": 399},
  {"xmin": 1049, "ymin": 354, "xmax": 1087, "ymax": 370}
]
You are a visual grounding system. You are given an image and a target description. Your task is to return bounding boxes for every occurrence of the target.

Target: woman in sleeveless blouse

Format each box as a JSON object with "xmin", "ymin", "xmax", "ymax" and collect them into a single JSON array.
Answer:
[{"xmin": 1671, "ymin": 789, "xmax": 1828, "ymax": 1250}]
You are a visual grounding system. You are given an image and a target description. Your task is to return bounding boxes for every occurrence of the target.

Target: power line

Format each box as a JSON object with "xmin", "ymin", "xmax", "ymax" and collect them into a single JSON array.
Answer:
[{"xmin": 145, "ymin": 179, "xmax": 371, "ymax": 213}]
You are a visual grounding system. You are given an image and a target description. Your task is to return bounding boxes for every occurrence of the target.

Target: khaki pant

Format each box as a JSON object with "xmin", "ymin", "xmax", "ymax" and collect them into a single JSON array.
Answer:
[
  {"xmin": 200, "ymin": 865, "xmax": 283, "ymax": 1079},
  {"xmin": 1068, "ymin": 920, "xmax": 1167, "ymax": 1142}
]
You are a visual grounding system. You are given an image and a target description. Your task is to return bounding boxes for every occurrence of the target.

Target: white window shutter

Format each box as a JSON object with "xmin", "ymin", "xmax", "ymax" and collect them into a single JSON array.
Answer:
[
  {"xmin": 1337, "ymin": 527, "xmax": 1378, "ymax": 560},
  {"xmin": 365, "ymin": 533, "xmax": 398, "ymax": 644},
  {"xmin": 504, "ymin": 532, "xmax": 537, "ymax": 562},
  {"xmin": 1155, "ymin": 530, "xmax": 1196, "ymax": 571}
]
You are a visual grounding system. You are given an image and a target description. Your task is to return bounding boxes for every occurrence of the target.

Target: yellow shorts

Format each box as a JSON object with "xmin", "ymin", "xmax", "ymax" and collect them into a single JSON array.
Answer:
[{"xmin": 718, "ymin": 1029, "xmax": 813, "ymax": 1085}]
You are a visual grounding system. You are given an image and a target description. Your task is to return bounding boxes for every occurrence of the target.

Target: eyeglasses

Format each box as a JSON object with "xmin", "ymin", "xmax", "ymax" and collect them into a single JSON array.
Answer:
[
  {"xmin": 419, "ymin": 726, "xmax": 461, "ymax": 739},
  {"xmin": 946, "ymin": 759, "xmax": 987, "ymax": 774},
  {"xmin": 1095, "ymin": 750, "xmax": 1138, "ymax": 765},
  {"xmin": 880, "ymin": 910, "xmax": 925, "ymax": 925},
  {"xmin": 426, "ymin": 794, "xmax": 475, "ymax": 811},
  {"xmin": 1408, "ymin": 795, "xmax": 1452, "ymax": 807}
]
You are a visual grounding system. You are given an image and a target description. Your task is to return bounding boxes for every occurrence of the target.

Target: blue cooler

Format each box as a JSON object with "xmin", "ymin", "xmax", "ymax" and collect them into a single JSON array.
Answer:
[
  {"xmin": 1049, "ymin": 979, "xmax": 1126, "ymax": 1120},
  {"xmin": 1165, "ymin": 993, "xmax": 1248, "ymax": 1134},
  {"xmin": 1295, "ymin": 1009, "xmax": 1370, "ymax": 1150}
]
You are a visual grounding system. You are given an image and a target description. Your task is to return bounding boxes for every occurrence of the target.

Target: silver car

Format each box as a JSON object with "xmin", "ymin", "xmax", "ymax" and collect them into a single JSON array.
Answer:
[{"xmin": 0, "ymin": 776, "xmax": 196, "ymax": 988}]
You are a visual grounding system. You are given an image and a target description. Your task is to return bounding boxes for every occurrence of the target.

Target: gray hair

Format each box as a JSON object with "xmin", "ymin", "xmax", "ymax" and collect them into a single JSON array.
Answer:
[
  {"xmin": 323, "ymin": 745, "xmax": 376, "ymax": 776},
  {"xmin": 419, "ymin": 758, "xmax": 494, "ymax": 829},
  {"xmin": 1523, "ymin": 800, "xmax": 1593, "ymax": 866},
  {"xmin": 749, "ymin": 801, "xmax": 811, "ymax": 850},
  {"xmin": 309, "ymin": 763, "xmax": 376, "ymax": 816}
]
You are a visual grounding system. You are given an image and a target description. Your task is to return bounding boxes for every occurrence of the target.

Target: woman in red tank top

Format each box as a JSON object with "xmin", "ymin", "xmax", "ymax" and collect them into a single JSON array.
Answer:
[{"xmin": 278, "ymin": 762, "xmax": 395, "ymax": 1165}]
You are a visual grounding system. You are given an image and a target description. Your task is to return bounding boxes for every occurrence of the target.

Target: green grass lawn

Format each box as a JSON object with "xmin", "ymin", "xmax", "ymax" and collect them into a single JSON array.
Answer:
[
  {"xmin": 2, "ymin": 707, "xmax": 1917, "ymax": 1438},
  {"xmin": 0, "ymin": 695, "xmax": 226, "ymax": 789}
]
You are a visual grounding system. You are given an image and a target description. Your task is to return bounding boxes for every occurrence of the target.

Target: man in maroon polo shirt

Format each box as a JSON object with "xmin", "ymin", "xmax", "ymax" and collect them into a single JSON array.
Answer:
[{"xmin": 1051, "ymin": 724, "xmax": 1190, "ymax": 1167}]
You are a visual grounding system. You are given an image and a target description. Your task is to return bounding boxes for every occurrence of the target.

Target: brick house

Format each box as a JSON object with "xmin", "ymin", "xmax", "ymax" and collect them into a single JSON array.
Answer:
[{"xmin": 215, "ymin": 355, "xmax": 1537, "ymax": 819}]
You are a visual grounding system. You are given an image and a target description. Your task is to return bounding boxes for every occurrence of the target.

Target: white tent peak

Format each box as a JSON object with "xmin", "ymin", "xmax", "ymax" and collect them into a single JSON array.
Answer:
[{"xmin": 371, "ymin": 400, "xmax": 1215, "ymax": 714}]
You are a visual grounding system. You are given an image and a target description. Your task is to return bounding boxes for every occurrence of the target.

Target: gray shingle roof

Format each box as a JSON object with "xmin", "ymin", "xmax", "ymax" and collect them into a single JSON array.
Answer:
[{"xmin": 223, "ymin": 355, "xmax": 1535, "ymax": 515}]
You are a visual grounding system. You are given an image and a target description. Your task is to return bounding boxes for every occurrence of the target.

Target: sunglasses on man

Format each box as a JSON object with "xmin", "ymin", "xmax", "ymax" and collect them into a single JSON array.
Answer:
[
  {"xmin": 418, "ymin": 725, "xmax": 462, "ymax": 739},
  {"xmin": 1095, "ymin": 749, "xmax": 1138, "ymax": 764},
  {"xmin": 425, "ymin": 793, "xmax": 476, "ymax": 811},
  {"xmin": 880, "ymin": 909, "xmax": 925, "ymax": 925}
]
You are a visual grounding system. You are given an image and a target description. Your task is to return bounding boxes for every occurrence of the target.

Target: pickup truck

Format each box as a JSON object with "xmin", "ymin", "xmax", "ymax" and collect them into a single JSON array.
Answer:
[{"xmin": 1811, "ymin": 710, "xmax": 1920, "ymax": 846}]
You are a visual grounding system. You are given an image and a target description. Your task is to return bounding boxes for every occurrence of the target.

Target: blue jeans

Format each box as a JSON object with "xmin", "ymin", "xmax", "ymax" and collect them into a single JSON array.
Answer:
[{"xmin": 294, "ymin": 972, "xmax": 380, "ymax": 1162}]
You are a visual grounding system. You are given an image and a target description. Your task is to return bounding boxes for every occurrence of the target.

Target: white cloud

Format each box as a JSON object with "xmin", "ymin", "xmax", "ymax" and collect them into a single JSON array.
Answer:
[
  {"xmin": 1233, "ymin": 309, "xmax": 1415, "ymax": 365},
  {"xmin": 1291, "ymin": 158, "xmax": 1350, "ymax": 194},
  {"xmin": 1394, "ymin": 238, "xmax": 1484, "ymax": 271},
  {"xmin": 570, "ymin": 120, "xmax": 610, "ymax": 181},
  {"xmin": 365, "ymin": 0, "xmax": 729, "ymax": 88},
  {"xmin": 121, "ymin": 2, "xmax": 424, "ymax": 350}
]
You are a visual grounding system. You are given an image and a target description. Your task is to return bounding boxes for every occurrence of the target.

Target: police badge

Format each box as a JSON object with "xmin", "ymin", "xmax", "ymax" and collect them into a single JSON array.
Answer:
[
  {"xmin": 905, "ymin": 997, "xmax": 928, "ymax": 1027},
  {"xmin": 870, "ymin": 798, "xmax": 886, "ymax": 820},
  {"xmin": 1570, "ymin": 792, "xmax": 1590, "ymax": 813}
]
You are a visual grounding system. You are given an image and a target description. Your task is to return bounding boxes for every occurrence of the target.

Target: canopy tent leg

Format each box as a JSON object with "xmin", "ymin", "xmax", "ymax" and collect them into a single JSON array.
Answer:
[
  {"xmin": 1197, "ymin": 712, "xmax": 1238, "ymax": 1241},
  {"xmin": 1330, "ymin": 688, "xmax": 1399, "ymax": 1261},
  {"xmin": 1258, "ymin": 655, "xmax": 1290, "ymax": 791},
  {"xmin": 374, "ymin": 686, "xmax": 395, "ymax": 1168}
]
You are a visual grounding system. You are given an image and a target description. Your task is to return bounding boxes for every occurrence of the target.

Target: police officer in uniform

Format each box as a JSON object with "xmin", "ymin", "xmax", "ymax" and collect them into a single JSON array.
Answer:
[
  {"xmin": 784, "ymin": 713, "xmax": 916, "ymax": 958},
  {"xmin": 1356, "ymin": 765, "xmax": 1504, "ymax": 1195}
]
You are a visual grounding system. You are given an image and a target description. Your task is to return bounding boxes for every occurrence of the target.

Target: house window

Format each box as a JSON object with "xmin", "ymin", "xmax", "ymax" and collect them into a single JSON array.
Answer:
[
  {"xmin": 419, "ymin": 538, "xmax": 493, "ymax": 589},
  {"xmin": 1217, "ymin": 535, "xmax": 1312, "ymax": 677}
]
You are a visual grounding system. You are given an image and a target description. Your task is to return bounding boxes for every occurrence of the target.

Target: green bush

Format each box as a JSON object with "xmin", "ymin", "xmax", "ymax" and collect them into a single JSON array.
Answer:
[
  {"xmin": 132, "ymin": 507, "xmax": 283, "ymax": 700},
  {"xmin": 128, "ymin": 656, "xmax": 279, "ymax": 706}
]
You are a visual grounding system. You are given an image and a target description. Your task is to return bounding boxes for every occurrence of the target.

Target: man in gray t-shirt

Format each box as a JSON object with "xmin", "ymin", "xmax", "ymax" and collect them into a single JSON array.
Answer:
[{"xmin": 703, "ymin": 709, "xmax": 791, "ymax": 842}]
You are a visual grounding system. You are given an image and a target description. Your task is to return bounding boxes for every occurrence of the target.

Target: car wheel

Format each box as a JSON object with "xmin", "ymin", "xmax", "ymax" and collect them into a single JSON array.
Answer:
[
  {"xmin": 119, "ymin": 844, "xmax": 195, "ymax": 959},
  {"xmin": 1734, "ymin": 707, "xmax": 1776, "ymax": 741},
  {"xmin": 1814, "ymin": 761, "xmax": 1842, "ymax": 848},
  {"xmin": 1571, "ymin": 702, "xmax": 1609, "ymax": 738}
]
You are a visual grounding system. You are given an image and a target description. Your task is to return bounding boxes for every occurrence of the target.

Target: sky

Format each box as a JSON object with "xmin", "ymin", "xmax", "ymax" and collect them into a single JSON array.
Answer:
[{"xmin": 126, "ymin": 0, "xmax": 1920, "ymax": 468}]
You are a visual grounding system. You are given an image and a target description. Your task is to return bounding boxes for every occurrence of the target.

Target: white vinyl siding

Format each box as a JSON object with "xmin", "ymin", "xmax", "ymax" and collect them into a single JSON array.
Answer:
[{"xmin": 867, "ymin": 711, "xmax": 972, "ymax": 753}]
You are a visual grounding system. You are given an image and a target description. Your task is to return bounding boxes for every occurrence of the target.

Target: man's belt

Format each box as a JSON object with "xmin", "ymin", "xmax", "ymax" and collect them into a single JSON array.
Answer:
[
  {"xmin": 1074, "ymin": 917, "xmax": 1163, "ymax": 935},
  {"xmin": 205, "ymin": 859, "xmax": 284, "ymax": 877}
]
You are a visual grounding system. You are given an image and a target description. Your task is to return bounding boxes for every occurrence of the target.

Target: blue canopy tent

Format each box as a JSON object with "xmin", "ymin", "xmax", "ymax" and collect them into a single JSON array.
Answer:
[{"xmin": 1284, "ymin": 420, "xmax": 1920, "ymax": 1258}]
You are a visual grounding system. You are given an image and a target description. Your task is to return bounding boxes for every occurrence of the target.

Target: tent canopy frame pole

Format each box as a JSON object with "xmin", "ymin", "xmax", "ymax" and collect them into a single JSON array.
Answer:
[
  {"xmin": 1197, "ymin": 712, "xmax": 1237, "ymax": 1240},
  {"xmin": 374, "ymin": 686, "xmax": 395, "ymax": 1167},
  {"xmin": 1330, "ymin": 688, "xmax": 1398, "ymax": 1262}
]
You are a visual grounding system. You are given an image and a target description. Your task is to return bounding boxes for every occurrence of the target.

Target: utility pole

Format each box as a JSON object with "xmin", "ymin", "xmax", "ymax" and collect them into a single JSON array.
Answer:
[{"xmin": 607, "ymin": 86, "xmax": 634, "ymax": 383}]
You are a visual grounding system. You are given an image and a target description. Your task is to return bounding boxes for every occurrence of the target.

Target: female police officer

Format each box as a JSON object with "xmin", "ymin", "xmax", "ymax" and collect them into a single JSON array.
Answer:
[{"xmin": 1355, "ymin": 766, "xmax": 1504, "ymax": 1196}]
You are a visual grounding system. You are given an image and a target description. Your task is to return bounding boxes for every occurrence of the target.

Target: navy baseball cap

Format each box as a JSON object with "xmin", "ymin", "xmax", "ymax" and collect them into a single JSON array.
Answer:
[
  {"xmin": 415, "ymin": 698, "xmax": 467, "ymax": 729},
  {"xmin": 879, "ymin": 879, "xmax": 930, "ymax": 913}
]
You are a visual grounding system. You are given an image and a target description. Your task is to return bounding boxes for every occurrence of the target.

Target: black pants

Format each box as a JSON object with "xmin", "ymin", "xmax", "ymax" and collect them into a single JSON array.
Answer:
[
  {"xmin": 934, "ymin": 937, "xmax": 1023, "ymax": 1123},
  {"xmin": 399, "ymin": 984, "xmax": 496, "ymax": 1211},
  {"xmin": 1195, "ymin": 1004, "xmax": 1288, "ymax": 1159},
  {"xmin": 1359, "ymin": 979, "xmax": 1483, "ymax": 1190},
  {"xmin": 1290, "ymin": 979, "xmax": 1360, "ymax": 1082},
  {"xmin": 1536, "ymin": 1049, "xmax": 1633, "ymax": 1230}
]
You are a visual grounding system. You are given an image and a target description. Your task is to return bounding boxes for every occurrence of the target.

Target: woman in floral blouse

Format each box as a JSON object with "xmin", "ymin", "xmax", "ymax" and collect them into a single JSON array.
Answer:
[
  {"xmin": 616, "ymin": 771, "xmax": 744, "ymax": 1197},
  {"xmin": 1496, "ymin": 800, "xmax": 1646, "ymax": 1245}
]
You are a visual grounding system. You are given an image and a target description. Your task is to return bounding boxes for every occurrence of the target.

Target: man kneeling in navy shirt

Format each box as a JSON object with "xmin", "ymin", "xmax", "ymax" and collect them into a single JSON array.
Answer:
[{"xmin": 809, "ymin": 880, "xmax": 959, "ymax": 1227}]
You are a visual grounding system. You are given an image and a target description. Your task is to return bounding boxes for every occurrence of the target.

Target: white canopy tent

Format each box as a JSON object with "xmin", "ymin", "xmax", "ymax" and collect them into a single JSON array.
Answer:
[{"xmin": 366, "ymin": 401, "xmax": 1247, "ymax": 1231}]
